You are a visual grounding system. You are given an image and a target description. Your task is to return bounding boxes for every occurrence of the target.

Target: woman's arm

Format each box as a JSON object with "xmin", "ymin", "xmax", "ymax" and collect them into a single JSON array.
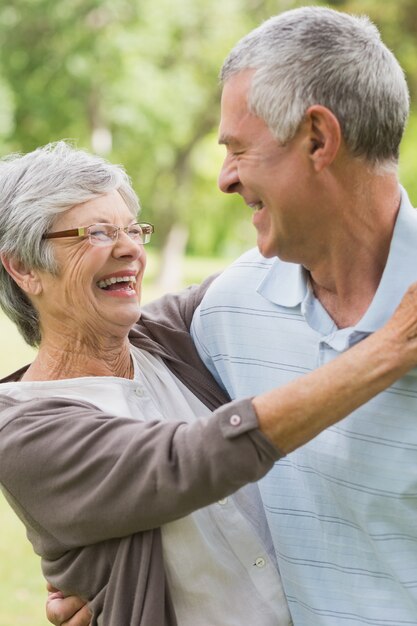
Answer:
[
  {"xmin": 254, "ymin": 282, "xmax": 417, "ymax": 452},
  {"xmin": 0, "ymin": 395, "xmax": 278, "ymax": 546}
]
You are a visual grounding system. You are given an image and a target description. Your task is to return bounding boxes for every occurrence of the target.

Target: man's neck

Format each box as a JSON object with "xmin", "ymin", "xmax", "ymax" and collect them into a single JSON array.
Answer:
[{"xmin": 306, "ymin": 176, "xmax": 401, "ymax": 329}]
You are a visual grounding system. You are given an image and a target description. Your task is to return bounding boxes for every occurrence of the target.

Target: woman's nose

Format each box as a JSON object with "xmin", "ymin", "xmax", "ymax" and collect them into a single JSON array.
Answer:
[{"xmin": 113, "ymin": 230, "xmax": 146, "ymax": 261}]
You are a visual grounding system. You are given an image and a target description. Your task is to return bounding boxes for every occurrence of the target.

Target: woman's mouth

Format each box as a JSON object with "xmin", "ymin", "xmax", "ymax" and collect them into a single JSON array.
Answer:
[{"xmin": 96, "ymin": 275, "xmax": 137, "ymax": 296}]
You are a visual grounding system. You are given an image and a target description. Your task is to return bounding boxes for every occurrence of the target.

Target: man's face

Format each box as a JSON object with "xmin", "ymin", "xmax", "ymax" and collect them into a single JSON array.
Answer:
[{"xmin": 218, "ymin": 70, "xmax": 312, "ymax": 260}]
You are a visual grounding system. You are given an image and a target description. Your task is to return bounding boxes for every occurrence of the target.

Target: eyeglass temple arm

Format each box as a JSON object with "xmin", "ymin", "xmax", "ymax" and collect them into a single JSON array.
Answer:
[{"xmin": 43, "ymin": 228, "xmax": 87, "ymax": 240}]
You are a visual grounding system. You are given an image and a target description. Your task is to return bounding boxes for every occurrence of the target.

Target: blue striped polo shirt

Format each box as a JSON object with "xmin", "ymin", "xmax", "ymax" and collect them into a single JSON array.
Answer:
[{"xmin": 191, "ymin": 188, "xmax": 417, "ymax": 625}]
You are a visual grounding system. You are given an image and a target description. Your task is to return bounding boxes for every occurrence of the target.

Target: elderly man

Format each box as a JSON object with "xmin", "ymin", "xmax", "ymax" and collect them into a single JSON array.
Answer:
[
  {"xmin": 191, "ymin": 6, "xmax": 417, "ymax": 626},
  {"xmin": 48, "ymin": 6, "xmax": 417, "ymax": 626}
]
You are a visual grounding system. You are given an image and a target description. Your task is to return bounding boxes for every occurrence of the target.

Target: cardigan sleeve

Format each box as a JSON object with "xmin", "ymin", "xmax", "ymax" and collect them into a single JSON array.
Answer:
[{"xmin": 0, "ymin": 394, "xmax": 280, "ymax": 552}]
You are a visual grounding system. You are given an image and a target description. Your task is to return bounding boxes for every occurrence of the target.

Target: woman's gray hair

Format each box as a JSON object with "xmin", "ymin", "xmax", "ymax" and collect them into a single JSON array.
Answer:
[
  {"xmin": 0, "ymin": 141, "xmax": 140, "ymax": 347},
  {"xmin": 221, "ymin": 6, "xmax": 409, "ymax": 169}
]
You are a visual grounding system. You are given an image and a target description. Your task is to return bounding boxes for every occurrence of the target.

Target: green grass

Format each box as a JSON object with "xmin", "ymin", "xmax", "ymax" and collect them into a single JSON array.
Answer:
[{"xmin": 0, "ymin": 252, "xmax": 234, "ymax": 624}]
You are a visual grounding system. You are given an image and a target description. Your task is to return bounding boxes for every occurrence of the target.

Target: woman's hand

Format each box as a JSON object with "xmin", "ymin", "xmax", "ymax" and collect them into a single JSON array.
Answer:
[{"xmin": 46, "ymin": 584, "xmax": 91, "ymax": 626}]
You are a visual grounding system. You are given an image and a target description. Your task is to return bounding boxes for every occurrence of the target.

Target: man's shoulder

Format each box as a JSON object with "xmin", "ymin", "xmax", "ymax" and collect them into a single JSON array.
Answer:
[
  {"xmin": 201, "ymin": 248, "xmax": 276, "ymax": 305},
  {"xmin": 225, "ymin": 247, "xmax": 275, "ymax": 273}
]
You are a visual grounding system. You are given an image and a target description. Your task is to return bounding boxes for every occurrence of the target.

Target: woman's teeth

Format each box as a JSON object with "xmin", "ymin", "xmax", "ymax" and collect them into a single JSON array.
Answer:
[{"xmin": 97, "ymin": 276, "xmax": 137, "ymax": 289}]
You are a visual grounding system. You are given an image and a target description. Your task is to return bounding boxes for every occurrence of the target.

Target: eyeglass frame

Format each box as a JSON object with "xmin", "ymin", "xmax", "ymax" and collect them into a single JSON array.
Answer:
[{"xmin": 42, "ymin": 222, "xmax": 154, "ymax": 247}]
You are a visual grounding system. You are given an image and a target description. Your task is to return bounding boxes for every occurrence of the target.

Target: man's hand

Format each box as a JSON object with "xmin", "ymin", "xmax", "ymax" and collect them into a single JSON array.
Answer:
[{"xmin": 46, "ymin": 584, "xmax": 91, "ymax": 626}]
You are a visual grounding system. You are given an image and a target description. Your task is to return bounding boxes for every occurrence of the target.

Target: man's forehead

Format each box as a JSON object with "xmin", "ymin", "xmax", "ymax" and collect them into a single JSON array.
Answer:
[
  {"xmin": 220, "ymin": 71, "xmax": 252, "ymax": 109},
  {"xmin": 218, "ymin": 69, "xmax": 259, "ymax": 144},
  {"xmin": 218, "ymin": 107, "xmax": 271, "ymax": 147}
]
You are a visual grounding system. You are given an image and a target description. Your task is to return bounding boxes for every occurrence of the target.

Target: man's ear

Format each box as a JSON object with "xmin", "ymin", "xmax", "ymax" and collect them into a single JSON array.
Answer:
[
  {"xmin": 304, "ymin": 105, "xmax": 342, "ymax": 171},
  {"xmin": 0, "ymin": 254, "xmax": 42, "ymax": 296}
]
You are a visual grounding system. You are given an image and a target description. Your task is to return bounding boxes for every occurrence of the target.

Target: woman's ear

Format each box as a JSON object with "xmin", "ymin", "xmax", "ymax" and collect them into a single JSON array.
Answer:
[
  {"xmin": 304, "ymin": 105, "xmax": 342, "ymax": 171},
  {"xmin": 0, "ymin": 254, "xmax": 42, "ymax": 296}
]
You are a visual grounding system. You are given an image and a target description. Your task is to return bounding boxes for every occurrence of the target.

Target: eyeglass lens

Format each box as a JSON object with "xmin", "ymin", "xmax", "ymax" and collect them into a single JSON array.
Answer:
[{"xmin": 88, "ymin": 224, "xmax": 152, "ymax": 246}]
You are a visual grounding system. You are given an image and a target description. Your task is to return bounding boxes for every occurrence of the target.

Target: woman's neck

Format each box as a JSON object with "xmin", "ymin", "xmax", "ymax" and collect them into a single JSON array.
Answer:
[{"xmin": 22, "ymin": 336, "xmax": 133, "ymax": 382}]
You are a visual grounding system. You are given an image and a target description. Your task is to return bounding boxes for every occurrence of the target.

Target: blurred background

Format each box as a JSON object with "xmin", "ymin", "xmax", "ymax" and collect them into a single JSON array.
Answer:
[{"xmin": 1, "ymin": 0, "xmax": 417, "ymax": 622}]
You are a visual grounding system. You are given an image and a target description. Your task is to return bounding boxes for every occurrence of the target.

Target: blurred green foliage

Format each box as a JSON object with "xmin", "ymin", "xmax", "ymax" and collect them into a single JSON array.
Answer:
[{"xmin": 1, "ymin": 0, "xmax": 417, "ymax": 261}]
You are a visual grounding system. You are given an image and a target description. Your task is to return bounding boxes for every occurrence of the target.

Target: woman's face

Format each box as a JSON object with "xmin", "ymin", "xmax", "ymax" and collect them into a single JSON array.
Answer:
[{"xmin": 36, "ymin": 191, "xmax": 147, "ymax": 343}]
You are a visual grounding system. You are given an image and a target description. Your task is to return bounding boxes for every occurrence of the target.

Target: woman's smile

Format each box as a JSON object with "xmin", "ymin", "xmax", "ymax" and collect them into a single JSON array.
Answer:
[{"xmin": 96, "ymin": 269, "xmax": 139, "ymax": 298}]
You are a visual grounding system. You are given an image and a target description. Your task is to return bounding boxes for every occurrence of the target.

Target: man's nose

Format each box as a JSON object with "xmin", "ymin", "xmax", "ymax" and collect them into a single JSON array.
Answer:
[{"xmin": 218, "ymin": 154, "xmax": 240, "ymax": 194}]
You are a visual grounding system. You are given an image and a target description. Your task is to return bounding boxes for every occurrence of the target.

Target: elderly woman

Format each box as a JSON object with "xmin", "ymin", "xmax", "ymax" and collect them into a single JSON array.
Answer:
[{"xmin": 1, "ymin": 142, "xmax": 417, "ymax": 626}]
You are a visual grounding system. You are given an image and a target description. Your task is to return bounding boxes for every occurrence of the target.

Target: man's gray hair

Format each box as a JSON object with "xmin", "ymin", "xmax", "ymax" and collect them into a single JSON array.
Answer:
[
  {"xmin": 0, "ymin": 141, "xmax": 140, "ymax": 347},
  {"xmin": 221, "ymin": 6, "xmax": 409, "ymax": 168}
]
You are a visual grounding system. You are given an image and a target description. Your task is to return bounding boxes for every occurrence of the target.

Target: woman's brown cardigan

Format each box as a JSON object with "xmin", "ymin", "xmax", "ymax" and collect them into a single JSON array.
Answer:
[{"xmin": 0, "ymin": 278, "xmax": 281, "ymax": 625}]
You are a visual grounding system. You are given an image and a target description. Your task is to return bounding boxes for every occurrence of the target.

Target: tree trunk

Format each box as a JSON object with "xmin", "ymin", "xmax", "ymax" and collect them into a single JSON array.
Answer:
[{"xmin": 156, "ymin": 223, "xmax": 189, "ymax": 292}]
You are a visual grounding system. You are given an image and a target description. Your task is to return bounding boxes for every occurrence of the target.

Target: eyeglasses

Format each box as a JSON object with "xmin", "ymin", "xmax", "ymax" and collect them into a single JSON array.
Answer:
[{"xmin": 43, "ymin": 222, "xmax": 154, "ymax": 247}]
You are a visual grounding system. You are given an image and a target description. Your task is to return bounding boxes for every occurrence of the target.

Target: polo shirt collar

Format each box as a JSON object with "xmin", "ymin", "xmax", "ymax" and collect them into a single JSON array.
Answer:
[
  {"xmin": 257, "ymin": 187, "xmax": 417, "ymax": 333},
  {"xmin": 257, "ymin": 259, "xmax": 307, "ymax": 307}
]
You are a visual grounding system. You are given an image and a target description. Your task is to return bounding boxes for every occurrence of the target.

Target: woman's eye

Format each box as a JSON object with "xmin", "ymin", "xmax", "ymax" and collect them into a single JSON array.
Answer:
[{"xmin": 90, "ymin": 227, "xmax": 111, "ymax": 240}]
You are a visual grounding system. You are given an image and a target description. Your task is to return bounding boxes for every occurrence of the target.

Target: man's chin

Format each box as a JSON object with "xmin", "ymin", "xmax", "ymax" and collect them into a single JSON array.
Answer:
[{"xmin": 256, "ymin": 236, "xmax": 279, "ymax": 259}]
